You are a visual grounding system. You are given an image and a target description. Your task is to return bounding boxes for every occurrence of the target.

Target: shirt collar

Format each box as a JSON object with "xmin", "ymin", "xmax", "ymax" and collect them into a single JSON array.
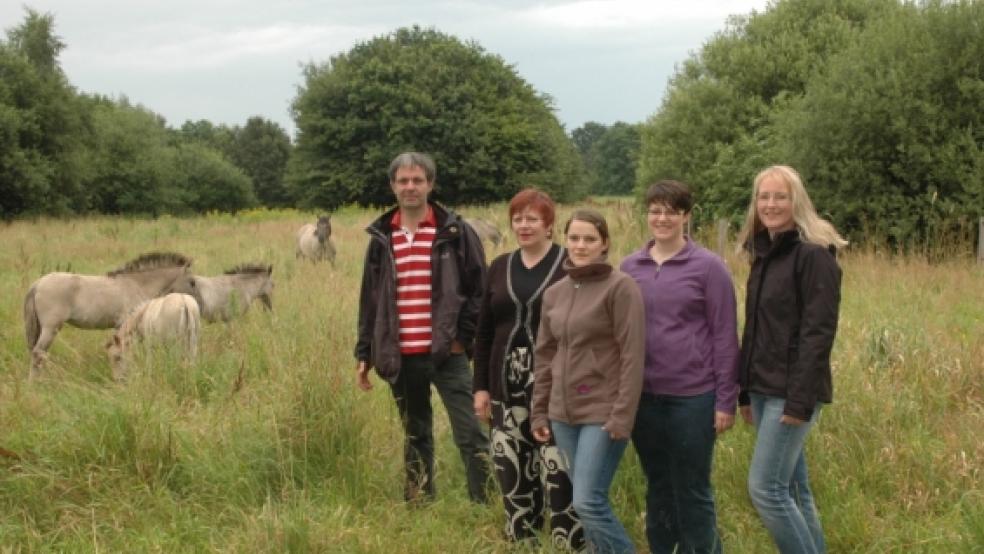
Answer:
[{"xmin": 391, "ymin": 205, "xmax": 436, "ymax": 230}]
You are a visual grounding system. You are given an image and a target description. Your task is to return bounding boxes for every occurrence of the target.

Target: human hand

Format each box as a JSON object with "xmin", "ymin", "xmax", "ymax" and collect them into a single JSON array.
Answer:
[
  {"xmin": 739, "ymin": 405, "xmax": 754, "ymax": 425},
  {"xmin": 780, "ymin": 414, "xmax": 805, "ymax": 426},
  {"xmin": 356, "ymin": 361, "xmax": 373, "ymax": 391},
  {"xmin": 715, "ymin": 411, "xmax": 735, "ymax": 435},
  {"xmin": 474, "ymin": 390, "xmax": 491, "ymax": 421},
  {"xmin": 450, "ymin": 339, "xmax": 465, "ymax": 354},
  {"xmin": 602, "ymin": 425, "xmax": 628, "ymax": 441},
  {"xmin": 532, "ymin": 426, "xmax": 552, "ymax": 443}
]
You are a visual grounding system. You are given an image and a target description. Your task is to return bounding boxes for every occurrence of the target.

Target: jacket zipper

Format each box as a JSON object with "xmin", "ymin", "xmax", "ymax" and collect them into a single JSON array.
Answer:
[{"xmin": 561, "ymin": 279, "xmax": 579, "ymax": 422}]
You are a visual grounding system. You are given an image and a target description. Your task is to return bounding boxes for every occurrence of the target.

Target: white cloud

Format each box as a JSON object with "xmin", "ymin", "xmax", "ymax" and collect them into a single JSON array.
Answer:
[
  {"xmin": 519, "ymin": 0, "xmax": 757, "ymax": 30},
  {"xmin": 67, "ymin": 23, "xmax": 377, "ymax": 73}
]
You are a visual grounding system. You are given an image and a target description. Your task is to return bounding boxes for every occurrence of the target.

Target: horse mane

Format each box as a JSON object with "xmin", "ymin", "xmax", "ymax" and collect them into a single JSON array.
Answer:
[
  {"xmin": 108, "ymin": 252, "xmax": 192, "ymax": 276},
  {"xmin": 223, "ymin": 263, "xmax": 272, "ymax": 276}
]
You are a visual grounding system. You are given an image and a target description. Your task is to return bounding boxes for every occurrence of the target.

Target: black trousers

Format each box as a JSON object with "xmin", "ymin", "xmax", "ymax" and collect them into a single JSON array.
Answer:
[{"xmin": 389, "ymin": 353, "xmax": 490, "ymax": 502}]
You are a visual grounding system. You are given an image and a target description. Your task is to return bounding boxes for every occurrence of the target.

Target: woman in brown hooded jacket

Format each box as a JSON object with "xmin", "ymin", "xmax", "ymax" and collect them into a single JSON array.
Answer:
[{"xmin": 532, "ymin": 209, "xmax": 645, "ymax": 554}]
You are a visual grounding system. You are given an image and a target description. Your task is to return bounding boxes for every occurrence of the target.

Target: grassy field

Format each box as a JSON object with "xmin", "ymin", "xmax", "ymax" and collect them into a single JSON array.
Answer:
[{"xmin": 0, "ymin": 206, "xmax": 981, "ymax": 553}]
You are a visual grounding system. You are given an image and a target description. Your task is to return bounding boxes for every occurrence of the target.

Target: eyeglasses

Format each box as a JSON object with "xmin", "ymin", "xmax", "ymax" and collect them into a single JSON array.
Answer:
[{"xmin": 647, "ymin": 208, "xmax": 682, "ymax": 218}]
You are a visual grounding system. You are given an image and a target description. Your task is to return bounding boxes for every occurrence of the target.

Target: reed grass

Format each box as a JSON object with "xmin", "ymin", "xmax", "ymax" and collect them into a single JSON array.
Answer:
[{"xmin": 0, "ymin": 207, "xmax": 980, "ymax": 552}]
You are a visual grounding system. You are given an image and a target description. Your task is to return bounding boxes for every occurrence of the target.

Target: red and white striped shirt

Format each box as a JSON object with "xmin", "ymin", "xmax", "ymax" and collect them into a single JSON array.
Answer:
[{"xmin": 391, "ymin": 207, "xmax": 436, "ymax": 355}]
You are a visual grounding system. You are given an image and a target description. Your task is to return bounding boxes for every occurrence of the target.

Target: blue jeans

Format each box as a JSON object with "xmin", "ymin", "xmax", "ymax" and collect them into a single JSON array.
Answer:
[
  {"xmin": 551, "ymin": 421, "xmax": 634, "ymax": 554},
  {"xmin": 748, "ymin": 393, "xmax": 826, "ymax": 554},
  {"xmin": 632, "ymin": 391, "xmax": 722, "ymax": 554}
]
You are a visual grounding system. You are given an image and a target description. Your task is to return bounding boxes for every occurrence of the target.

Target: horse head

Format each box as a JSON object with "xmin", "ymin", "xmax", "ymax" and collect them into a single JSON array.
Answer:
[
  {"xmin": 315, "ymin": 216, "xmax": 331, "ymax": 245},
  {"xmin": 224, "ymin": 263, "xmax": 274, "ymax": 311}
]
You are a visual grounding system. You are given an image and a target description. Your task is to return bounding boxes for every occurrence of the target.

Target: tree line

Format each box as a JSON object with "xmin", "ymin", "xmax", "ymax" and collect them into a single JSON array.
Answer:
[
  {"xmin": 2, "ymin": 1, "xmax": 982, "ymax": 248},
  {"xmin": 637, "ymin": 0, "xmax": 984, "ymax": 246}
]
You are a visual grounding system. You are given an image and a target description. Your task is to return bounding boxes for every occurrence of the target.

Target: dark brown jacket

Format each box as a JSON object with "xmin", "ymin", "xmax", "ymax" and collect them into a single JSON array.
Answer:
[
  {"xmin": 739, "ymin": 229, "xmax": 842, "ymax": 420},
  {"xmin": 531, "ymin": 259, "xmax": 645, "ymax": 438},
  {"xmin": 355, "ymin": 202, "xmax": 487, "ymax": 383},
  {"xmin": 473, "ymin": 245, "xmax": 567, "ymax": 401}
]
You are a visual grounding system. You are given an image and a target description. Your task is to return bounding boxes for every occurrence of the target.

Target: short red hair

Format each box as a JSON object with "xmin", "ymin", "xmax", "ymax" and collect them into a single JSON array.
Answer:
[{"xmin": 508, "ymin": 188, "xmax": 556, "ymax": 228}]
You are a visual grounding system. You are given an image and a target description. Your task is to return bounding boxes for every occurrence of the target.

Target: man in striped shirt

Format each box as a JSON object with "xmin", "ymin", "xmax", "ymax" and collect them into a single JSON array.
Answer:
[{"xmin": 355, "ymin": 152, "xmax": 490, "ymax": 503}]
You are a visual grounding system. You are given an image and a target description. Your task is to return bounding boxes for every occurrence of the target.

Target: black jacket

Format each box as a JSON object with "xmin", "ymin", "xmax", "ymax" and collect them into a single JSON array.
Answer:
[
  {"xmin": 739, "ymin": 229, "xmax": 842, "ymax": 420},
  {"xmin": 473, "ymin": 245, "xmax": 567, "ymax": 401},
  {"xmin": 355, "ymin": 202, "xmax": 487, "ymax": 383}
]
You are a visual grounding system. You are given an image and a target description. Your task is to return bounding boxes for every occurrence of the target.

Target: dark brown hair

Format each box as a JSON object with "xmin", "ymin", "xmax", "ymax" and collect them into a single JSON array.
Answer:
[{"xmin": 644, "ymin": 179, "xmax": 694, "ymax": 214}]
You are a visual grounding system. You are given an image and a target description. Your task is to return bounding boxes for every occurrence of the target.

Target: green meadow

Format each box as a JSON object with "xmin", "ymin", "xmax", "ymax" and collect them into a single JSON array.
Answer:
[{"xmin": 0, "ymin": 206, "xmax": 981, "ymax": 553}]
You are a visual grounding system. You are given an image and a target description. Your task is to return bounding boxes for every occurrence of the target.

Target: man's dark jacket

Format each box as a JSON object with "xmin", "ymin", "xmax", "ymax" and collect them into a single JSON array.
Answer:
[
  {"xmin": 739, "ymin": 229, "xmax": 842, "ymax": 420},
  {"xmin": 355, "ymin": 202, "xmax": 487, "ymax": 383}
]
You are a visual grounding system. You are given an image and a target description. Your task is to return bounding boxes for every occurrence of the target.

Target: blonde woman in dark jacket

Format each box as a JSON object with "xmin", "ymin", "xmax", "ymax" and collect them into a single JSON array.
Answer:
[
  {"xmin": 532, "ymin": 209, "xmax": 646, "ymax": 554},
  {"xmin": 736, "ymin": 165, "xmax": 846, "ymax": 554}
]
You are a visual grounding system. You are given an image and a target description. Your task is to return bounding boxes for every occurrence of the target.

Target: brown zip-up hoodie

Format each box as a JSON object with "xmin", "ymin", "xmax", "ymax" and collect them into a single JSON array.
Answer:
[{"xmin": 531, "ymin": 258, "xmax": 645, "ymax": 439}]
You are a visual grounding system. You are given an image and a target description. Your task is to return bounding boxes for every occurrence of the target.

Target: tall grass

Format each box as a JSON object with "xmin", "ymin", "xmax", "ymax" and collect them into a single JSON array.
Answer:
[{"xmin": 0, "ymin": 207, "xmax": 981, "ymax": 552}]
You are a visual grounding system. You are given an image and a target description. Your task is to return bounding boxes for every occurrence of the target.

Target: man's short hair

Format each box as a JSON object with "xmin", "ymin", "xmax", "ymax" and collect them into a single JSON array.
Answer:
[{"xmin": 389, "ymin": 152, "xmax": 436, "ymax": 183}]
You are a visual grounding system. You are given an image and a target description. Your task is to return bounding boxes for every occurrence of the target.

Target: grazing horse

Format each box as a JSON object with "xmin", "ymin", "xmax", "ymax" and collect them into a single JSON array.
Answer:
[
  {"xmin": 463, "ymin": 217, "xmax": 503, "ymax": 247},
  {"xmin": 296, "ymin": 216, "xmax": 336, "ymax": 266},
  {"xmin": 193, "ymin": 263, "xmax": 274, "ymax": 323},
  {"xmin": 23, "ymin": 252, "xmax": 199, "ymax": 378},
  {"xmin": 106, "ymin": 293, "xmax": 201, "ymax": 381}
]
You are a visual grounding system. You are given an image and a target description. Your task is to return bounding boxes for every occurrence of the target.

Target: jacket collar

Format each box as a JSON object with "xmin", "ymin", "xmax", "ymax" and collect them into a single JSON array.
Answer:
[
  {"xmin": 564, "ymin": 256, "xmax": 613, "ymax": 281},
  {"xmin": 750, "ymin": 228, "xmax": 801, "ymax": 259},
  {"xmin": 628, "ymin": 237, "xmax": 695, "ymax": 265},
  {"xmin": 368, "ymin": 201, "xmax": 455, "ymax": 235}
]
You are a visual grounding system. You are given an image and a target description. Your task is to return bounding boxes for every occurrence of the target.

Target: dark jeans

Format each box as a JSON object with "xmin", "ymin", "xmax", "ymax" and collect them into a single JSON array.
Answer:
[
  {"xmin": 389, "ymin": 353, "xmax": 490, "ymax": 503},
  {"xmin": 632, "ymin": 391, "xmax": 722, "ymax": 554}
]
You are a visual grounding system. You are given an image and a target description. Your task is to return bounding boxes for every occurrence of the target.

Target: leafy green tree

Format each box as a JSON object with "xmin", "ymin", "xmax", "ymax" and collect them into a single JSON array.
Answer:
[
  {"xmin": 637, "ymin": 0, "xmax": 898, "ymax": 226},
  {"xmin": 288, "ymin": 26, "xmax": 585, "ymax": 209},
  {"xmin": 771, "ymin": 0, "xmax": 984, "ymax": 243},
  {"xmin": 227, "ymin": 117, "xmax": 292, "ymax": 207},
  {"xmin": 0, "ymin": 8, "xmax": 89, "ymax": 217},
  {"xmin": 571, "ymin": 121, "xmax": 608, "ymax": 173},
  {"xmin": 174, "ymin": 142, "xmax": 256, "ymax": 213},
  {"xmin": 592, "ymin": 122, "xmax": 641, "ymax": 196},
  {"xmin": 82, "ymin": 96, "xmax": 188, "ymax": 215}
]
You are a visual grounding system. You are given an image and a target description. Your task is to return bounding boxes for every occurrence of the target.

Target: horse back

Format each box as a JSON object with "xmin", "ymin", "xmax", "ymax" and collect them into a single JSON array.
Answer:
[{"xmin": 33, "ymin": 272, "xmax": 142, "ymax": 329}]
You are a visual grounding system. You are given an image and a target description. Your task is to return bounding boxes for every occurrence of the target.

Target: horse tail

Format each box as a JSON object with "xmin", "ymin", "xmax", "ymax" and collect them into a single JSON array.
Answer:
[
  {"xmin": 187, "ymin": 296, "xmax": 201, "ymax": 359},
  {"xmin": 23, "ymin": 285, "xmax": 40, "ymax": 350}
]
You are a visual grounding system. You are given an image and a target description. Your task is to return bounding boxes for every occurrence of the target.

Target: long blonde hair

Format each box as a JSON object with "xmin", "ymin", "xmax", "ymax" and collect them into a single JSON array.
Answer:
[{"xmin": 736, "ymin": 165, "xmax": 848, "ymax": 259}]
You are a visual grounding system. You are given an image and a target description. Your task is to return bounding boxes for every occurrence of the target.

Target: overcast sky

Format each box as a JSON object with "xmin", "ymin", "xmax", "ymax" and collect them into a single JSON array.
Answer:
[{"xmin": 2, "ymin": 1, "xmax": 770, "ymax": 137}]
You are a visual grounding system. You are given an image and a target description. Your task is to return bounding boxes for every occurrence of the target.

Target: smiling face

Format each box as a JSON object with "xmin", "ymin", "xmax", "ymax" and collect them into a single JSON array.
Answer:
[
  {"xmin": 756, "ymin": 175, "xmax": 795, "ymax": 235},
  {"xmin": 647, "ymin": 202, "xmax": 688, "ymax": 244},
  {"xmin": 566, "ymin": 219, "xmax": 607, "ymax": 266},
  {"xmin": 511, "ymin": 207, "xmax": 551, "ymax": 250},
  {"xmin": 390, "ymin": 165, "xmax": 433, "ymax": 211}
]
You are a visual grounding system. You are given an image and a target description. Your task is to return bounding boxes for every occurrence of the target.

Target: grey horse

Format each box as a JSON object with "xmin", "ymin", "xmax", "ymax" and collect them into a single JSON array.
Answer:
[
  {"xmin": 23, "ymin": 252, "xmax": 200, "ymax": 378},
  {"xmin": 296, "ymin": 216, "xmax": 337, "ymax": 266},
  {"xmin": 193, "ymin": 263, "xmax": 274, "ymax": 323}
]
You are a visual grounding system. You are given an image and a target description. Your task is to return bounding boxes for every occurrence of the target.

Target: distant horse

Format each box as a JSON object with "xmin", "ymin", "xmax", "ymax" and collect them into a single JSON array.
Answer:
[
  {"xmin": 106, "ymin": 293, "xmax": 201, "ymax": 381},
  {"xmin": 296, "ymin": 216, "xmax": 336, "ymax": 266},
  {"xmin": 23, "ymin": 252, "xmax": 199, "ymax": 378},
  {"xmin": 464, "ymin": 217, "xmax": 503, "ymax": 247},
  {"xmin": 193, "ymin": 263, "xmax": 274, "ymax": 323}
]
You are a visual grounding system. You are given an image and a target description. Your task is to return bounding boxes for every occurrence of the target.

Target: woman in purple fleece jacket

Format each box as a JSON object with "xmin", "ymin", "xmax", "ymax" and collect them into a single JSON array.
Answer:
[{"xmin": 620, "ymin": 180, "xmax": 740, "ymax": 554}]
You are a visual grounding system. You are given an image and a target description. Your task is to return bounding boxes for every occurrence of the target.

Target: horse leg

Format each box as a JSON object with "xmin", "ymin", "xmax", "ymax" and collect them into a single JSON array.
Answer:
[
  {"xmin": 111, "ymin": 358, "xmax": 129, "ymax": 383},
  {"xmin": 29, "ymin": 325, "xmax": 60, "ymax": 380}
]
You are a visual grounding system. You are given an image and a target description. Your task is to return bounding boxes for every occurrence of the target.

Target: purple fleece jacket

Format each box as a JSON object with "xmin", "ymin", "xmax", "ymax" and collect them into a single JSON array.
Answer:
[{"xmin": 619, "ymin": 238, "xmax": 740, "ymax": 414}]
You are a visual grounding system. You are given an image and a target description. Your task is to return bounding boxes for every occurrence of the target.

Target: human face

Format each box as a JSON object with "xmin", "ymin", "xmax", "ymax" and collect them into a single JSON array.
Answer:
[
  {"xmin": 511, "ymin": 207, "xmax": 550, "ymax": 250},
  {"xmin": 566, "ymin": 219, "xmax": 607, "ymax": 267},
  {"xmin": 647, "ymin": 203, "xmax": 688, "ymax": 244},
  {"xmin": 390, "ymin": 165, "xmax": 433, "ymax": 211},
  {"xmin": 756, "ymin": 175, "xmax": 795, "ymax": 235}
]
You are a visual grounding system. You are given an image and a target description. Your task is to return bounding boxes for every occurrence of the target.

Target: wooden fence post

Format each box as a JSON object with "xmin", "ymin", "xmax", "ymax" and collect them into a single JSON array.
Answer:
[
  {"xmin": 716, "ymin": 218, "xmax": 729, "ymax": 256},
  {"xmin": 978, "ymin": 217, "xmax": 983, "ymax": 264}
]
